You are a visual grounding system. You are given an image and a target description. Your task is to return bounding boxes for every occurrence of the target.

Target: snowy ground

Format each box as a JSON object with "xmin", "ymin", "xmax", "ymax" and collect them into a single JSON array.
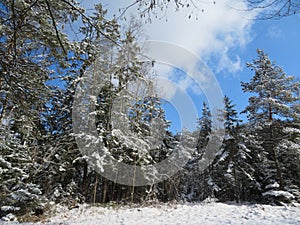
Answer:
[{"xmin": 2, "ymin": 202, "xmax": 300, "ymax": 225}]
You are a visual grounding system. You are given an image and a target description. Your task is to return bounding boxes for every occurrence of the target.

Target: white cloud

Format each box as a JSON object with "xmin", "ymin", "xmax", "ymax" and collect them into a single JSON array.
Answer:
[
  {"xmin": 216, "ymin": 51, "xmax": 242, "ymax": 73},
  {"xmin": 92, "ymin": 0, "xmax": 257, "ymax": 73},
  {"xmin": 143, "ymin": 1, "xmax": 256, "ymax": 69},
  {"xmin": 80, "ymin": 0, "xmax": 258, "ymax": 117}
]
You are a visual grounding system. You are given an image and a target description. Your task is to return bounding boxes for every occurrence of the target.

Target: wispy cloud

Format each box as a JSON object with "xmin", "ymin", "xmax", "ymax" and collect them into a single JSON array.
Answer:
[{"xmin": 267, "ymin": 26, "xmax": 284, "ymax": 39}]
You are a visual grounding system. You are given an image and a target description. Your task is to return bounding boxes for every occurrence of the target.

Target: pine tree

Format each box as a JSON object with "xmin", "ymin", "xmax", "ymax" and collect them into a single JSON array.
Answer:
[
  {"xmin": 72, "ymin": 18, "xmax": 175, "ymax": 203},
  {"xmin": 222, "ymin": 95, "xmax": 242, "ymax": 134},
  {"xmin": 241, "ymin": 49, "xmax": 300, "ymax": 203},
  {"xmin": 180, "ymin": 102, "xmax": 214, "ymax": 201},
  {"xmin": 39, "ymin": 4, "xmax": 123, "ymax": 205},
  {"xmin": 273, "ymin": 122, "xmax": 300, "ymax": 203},
  {"xmin": 196, "ymin": 102, "xmax": 212, "ymax": 159},
  {"xmin": 241, "ymin": 49, "xmax": 299, "ymax": 123},
  {"xmin": 210, "ymin": 96, "xmax": 264, "ymax": 203},
  {"xmin": 0, "ymin": 0, "xmax": 86, "ymax": 216},
  {"xmin": 211, "ymin": 96, "xmax": 242, "ymax": 202}
]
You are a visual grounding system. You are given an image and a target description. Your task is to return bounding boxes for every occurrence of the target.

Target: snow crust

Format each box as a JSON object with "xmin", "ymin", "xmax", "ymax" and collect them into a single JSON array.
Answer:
[
  {"xmin": 5, "ymin": 203, "xmax": 300, "ymax": 225},
  {"xmin": 54, "ymin": 203, "xmax": 300, "ymax": 225}
]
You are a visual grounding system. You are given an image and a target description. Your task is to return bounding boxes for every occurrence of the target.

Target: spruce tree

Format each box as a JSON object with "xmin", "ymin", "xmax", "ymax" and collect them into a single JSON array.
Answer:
[
  {"xmin": 196, "ymin": 102, "xmax": 212, "ymax": 159},
  {"xmin": 212, "ymin": 96, "xmax": 242, "ymax": 202}
]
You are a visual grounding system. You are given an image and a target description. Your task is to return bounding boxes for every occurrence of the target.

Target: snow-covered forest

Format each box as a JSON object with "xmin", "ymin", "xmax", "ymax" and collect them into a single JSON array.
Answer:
[{"xmin": 0, "ymin": 0, "xmax": 299, "ymax": 223}]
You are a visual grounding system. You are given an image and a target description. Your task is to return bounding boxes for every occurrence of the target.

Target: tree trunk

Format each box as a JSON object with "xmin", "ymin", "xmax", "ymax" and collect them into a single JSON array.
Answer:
[
  {"xmin": 102, "ymin": 178, "xmax": 107, "ymax": 203},
  {"xmin": 272, "ymin": 148, "xmax": 284, "ymax": 189},
  {"xmin": 233, "ymin": 162, "xmax": 240, "ymax": 203},
  {"xmin": 93, "ymin": 174, "xmax": 98, "ymax": 204},
  {"xmin": 131, "ymin": 165, "xmax": 137, "ymax": 203},
  {"xmin": 81, "ymin": 161, "xmax": 88, "ymax": 197},
  {"xmin": 269, "ymin": 124, "xmax": 284, "ymax": 189},
  {"xmin": 93, "ymin": 174, "xmax": 99, "ymax": 204}
]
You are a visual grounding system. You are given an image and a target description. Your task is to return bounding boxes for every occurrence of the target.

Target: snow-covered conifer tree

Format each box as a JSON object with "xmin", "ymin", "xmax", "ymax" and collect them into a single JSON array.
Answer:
[{"xmin": 241, "ymin": 49, "xmax": 300, "ymax": 203}]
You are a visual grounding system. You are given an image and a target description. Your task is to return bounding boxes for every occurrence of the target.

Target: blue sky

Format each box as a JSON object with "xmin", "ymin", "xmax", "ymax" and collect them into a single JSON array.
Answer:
[
  {"xmin": 168, "ymin": 14, "xmax": 300, "ymax": 132},
  {"xmin": 78, "ymin": 1, "xmax": 300, "ymax": 133},
  {"xmin": 218, "ymin": 15, "xmax": 300, "ymax": 122}
]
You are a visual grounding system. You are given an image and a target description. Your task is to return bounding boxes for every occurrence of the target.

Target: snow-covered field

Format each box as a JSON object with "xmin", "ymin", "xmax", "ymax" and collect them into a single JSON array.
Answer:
[
  {"xmin": 51, "ymin": 203, "xmax": 300, "ymax": 225},
  {"xmin": 3, "ymin": 202, "xmax": 300, "ymax": 225}
]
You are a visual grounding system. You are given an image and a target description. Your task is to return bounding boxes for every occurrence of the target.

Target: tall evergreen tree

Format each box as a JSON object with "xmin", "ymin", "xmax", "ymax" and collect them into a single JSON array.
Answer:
[
  {"xmin": 212, "ymin": 96, "xmax": 242, "ymax": 202},
  {"xmin": 211, "ymin": 96, "xmax": 264, "ymax": 203},
  {"xmin": 241, "ymin": 49, "xmax": 299, "ymax": 123},
  {"xmin": 196, "ymin": 102, "xmax": 212, "ymax": 158},
  {"xmin": 241, "ymin": 49, "xmax": 300, "ymax": 203},
  {"xmin": 222, "ymin": 95, "xmax": 242, "ymax": 134},
  {"xmin": 0, "ymin": 0, "xmax": 85, "ymax": 216}
]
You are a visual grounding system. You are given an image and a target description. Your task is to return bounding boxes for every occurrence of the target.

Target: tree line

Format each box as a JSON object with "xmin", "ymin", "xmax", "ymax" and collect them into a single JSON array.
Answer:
[{"xmin": 0, "ymin": 0, "xmax": 299, "ymax": 221}]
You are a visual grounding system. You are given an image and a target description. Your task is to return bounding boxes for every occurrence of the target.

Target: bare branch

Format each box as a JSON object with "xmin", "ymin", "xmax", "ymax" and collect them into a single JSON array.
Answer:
[
  {"xmin": 245, "ymin": 0, "xmax": 300, "ymax": 19},
  {"xmin": 60, "ymin": 0, "xmax": 121, "ymax": 47},
  {"xmin": 45, "ymin": 0, "xmax": 67, "ymax": 55}
]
